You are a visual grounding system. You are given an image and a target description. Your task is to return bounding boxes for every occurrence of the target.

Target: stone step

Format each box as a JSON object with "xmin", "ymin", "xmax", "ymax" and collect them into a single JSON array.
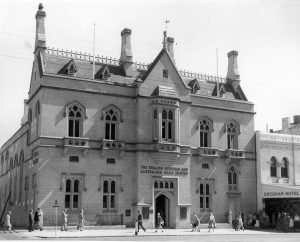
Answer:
[{"xmin": 42, "ymin": 225, "xmax": 126, "ymax": 230}]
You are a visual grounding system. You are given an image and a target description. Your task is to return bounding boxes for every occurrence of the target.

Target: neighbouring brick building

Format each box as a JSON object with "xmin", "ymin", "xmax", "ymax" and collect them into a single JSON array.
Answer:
[
  {"xmin": 256, "ymin": 116, "xmax": 300, "ymax": 227},
  {"xmin": 0, "ymin": 4, "xmax": 256, "ymax": 228}
]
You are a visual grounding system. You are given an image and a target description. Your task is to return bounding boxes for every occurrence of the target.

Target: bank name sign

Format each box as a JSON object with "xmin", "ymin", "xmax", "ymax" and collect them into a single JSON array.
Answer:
[{"xmin": 140, "ymin": 165, "xmax": 188, "ymax": 176}]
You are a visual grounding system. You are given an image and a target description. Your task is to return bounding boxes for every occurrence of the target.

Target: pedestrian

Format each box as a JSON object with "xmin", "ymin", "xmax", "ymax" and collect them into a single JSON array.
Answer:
[
  {"xmin": 289, "ymin": 216, "xmax": 295, "ymax": 232},
  {"xmin": 208, "ymin": 212, "xmax": 216, "ymax": 232},
  {"xmin": 77, "ymin": 209, "xmax": 85, "ymax": 231},
  {"xmin": 238, "ymin": 213, "xmax": 245, "ymax": 231},
  {"xmin": 61, "ymin": 209, "xmax": 68, "ymax": 231},
  {"xmin": 4, "ymin": 211, "xmax": 12, "ymax": 233},
  {"xmin": 34, "ymin": 208, "xmax": 43, "ymax": 231},
  {"xmin": 155, "ymin": 212, "xmax": 164, "ymax": 232},
  {"xmin": 28, "ymin": 209, "xmax": 34, "ymax": 232},
  {"xmin": 137, "ymin": 210, "xmax": 146, "ymax": 232},
  {"xmin": 191, "ymin": 212, "xmax": 200, "ymax": 232}
]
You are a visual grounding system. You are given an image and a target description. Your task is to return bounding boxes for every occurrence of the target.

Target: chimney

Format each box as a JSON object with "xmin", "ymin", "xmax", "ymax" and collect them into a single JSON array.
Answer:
[
  {"xmin": 226, "ymin": 50, "xmax": 240, "ymax": 91},
  {"xmin": 120, "ymin": 28, "xmax": 134, "ymax": 77},
  {"xmin": 21, "ymin": 99, "xmax": 28, "ymax": 126},
  {"xmin": 167, "ymin": 37, "xmax": 175, "ymax": 64},
  {"xmin": 34, "ymin": 3, "xmax": 46, "ymax": 54},
  {"xmin": 282, "ymin": 117, "xmax": 290, "ymax": 133}
]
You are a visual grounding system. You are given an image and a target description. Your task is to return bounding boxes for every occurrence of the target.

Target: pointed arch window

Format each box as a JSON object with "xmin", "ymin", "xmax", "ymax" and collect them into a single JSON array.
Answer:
[
  {"xmin": 103, "ymin": 179, "xmax": 117, "ymax": 210},
  {"xmin": 199, "ymin": 118, "xmax": 212, "ymax": 147},
  {"xmin": 19, "ymin": 151, "xmax": 24, "ymax": 203},
  {"xmin": 228, "ymin": 166, "xmax": 238, "ymax": 191},
  {"xmin": 270, "ymin": 157, "xmax": 277, "ymax": 177},
  {"xmin": 105, "ymin": 108, "xmax": 119, "ymax": 140},
  {"xmin": 162, "ymin": 109, "xmax": 174, "ymax": 141},
  {"xmin": 68, "ymin": 104, "xmax": 84, "ymax": 137},
  {"xmin": 199, "ymin": 180, "xmax": 212, "ymax": 209},
  {"xmin": 65, "ymin": 178, "xmax": 81, "ymax": 210},
  {"xmin": 281, "ymin": 157, "xmax": 288, "ymax": 178},
  {"xmin": 35, "ymin": 101, "xmax": 40, "ymax": 136},
  {"xmin": 1, "ymin": 155, "xmax": 4, "ymax": 175},
  {"xmin": 153, "ymin": 109, "xmax": 158, "ymax": 140},
  {"xmin": 226, "ymin": 121, "xmax": 239, "ymax": 149}
]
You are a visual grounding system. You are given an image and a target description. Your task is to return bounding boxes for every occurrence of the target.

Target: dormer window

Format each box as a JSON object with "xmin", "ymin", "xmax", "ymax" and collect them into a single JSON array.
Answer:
[
  {"xmin": 59, "ymin": 59, "xmax": 77, "ymax": 76},
  {"xmin": 66, "ymin": 65, "xmax": 75, "ymax": 75},
  {"xmin": 95, "ymin": 65, "xmax": 111, "ymax": 80}
]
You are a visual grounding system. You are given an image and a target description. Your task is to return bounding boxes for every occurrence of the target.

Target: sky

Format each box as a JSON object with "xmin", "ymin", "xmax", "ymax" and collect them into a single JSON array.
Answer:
[{"xmin": 0, "ymin": 0, "xmax": 299, "ymax": 146}]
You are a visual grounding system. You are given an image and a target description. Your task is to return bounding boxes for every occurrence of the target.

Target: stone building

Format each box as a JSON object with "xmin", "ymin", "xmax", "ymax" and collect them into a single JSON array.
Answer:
[
  {"xmin": 0, "ymin": 4, "xmax": 256, "ymax": 227},
  {"xmin": 256, "ymin": 116, "xmax": 300, "ymax": 227}
]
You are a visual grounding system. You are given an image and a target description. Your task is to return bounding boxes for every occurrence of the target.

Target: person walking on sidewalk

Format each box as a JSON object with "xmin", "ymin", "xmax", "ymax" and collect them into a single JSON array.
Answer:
[
  {"xmin": 61, "ymin": 209, "xmax": 68, "ymax": 231},
  {"xmin": 34, "ymin": 208, "xmax": 43, "ymax": 231},
  {"xmin": 137, "ymin": 210, "xmax": 146, "ymax": 232},
  {"xmin": 4, "ymin": 211, "xmax": 12, "ymax": 233},
  {"xmin": 208, "ymin": 212, "xmax": 216, "ymax": 232},
  {"xmin": 28, "ymin": 209, "xmax": 34, "ymax": 232},
  {"xmin": 238, "ymin": 213, "xmax": 245, "ymax": 231},
  {"xmin": 155, "ymin": 212, "xmax": 164, "ymax": 232},
  {"xmin": 191, "ymin": 212, "xmax": 200, "ymax": 232},
  {"xmin": 77, "ymin": 209, "xmax": 85, "ymax": 231}
]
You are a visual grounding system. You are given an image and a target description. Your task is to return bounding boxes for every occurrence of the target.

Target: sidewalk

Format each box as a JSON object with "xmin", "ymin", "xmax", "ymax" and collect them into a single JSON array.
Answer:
[{"xmin": 16, "ymin": 228, "xmax": 277, "ymax": 239}]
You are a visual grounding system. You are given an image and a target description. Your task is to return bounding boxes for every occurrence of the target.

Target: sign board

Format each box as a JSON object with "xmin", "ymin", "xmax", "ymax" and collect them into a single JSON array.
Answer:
[
  {"xmin": 262, "ymin": 184, "xmax": 300, "ymax": 198},
  {"xmin": 140, "ymin": 165, "xmax": 188, "ymax": 176}
]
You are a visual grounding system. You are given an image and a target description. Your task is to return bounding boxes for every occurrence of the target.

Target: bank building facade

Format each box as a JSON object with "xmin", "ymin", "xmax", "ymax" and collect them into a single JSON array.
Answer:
[{"xmin": 0, "ymin": 4, "xmax": 256, "ymax": 227}]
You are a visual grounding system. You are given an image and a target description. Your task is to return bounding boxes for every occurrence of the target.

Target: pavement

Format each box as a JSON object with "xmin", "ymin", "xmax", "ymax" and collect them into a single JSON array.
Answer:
[{"xmin": 14, "ymin": 227, "xmax": 281, "ymax": 239}]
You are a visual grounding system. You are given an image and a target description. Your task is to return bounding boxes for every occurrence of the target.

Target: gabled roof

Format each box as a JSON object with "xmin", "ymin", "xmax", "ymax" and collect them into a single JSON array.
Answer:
[
  {"xmin": 141, "ymin": 48, "xmax": 188, "ymax": 89},
  {"xmin": 58, "ymin": 59, "xmax": 77, "ymax": 75},
  {"xmin": 94, "ymin": 65, "xmax": 111, "ymax": 80},
  {"xmin": 211, "ymin": 83, "xmax": 248, "ymax": 101},
  {"xmin": 151, "ymin": 85, "xmax": 178, "ymax": 99}
]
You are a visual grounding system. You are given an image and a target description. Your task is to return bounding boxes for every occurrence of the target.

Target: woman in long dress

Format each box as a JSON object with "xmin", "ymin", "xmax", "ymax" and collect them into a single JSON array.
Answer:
[
  {"xmin": 4, "ymin": 211, "xmax": 12, "ymax": 233},
  {"xmin": 77, "ymin": 210, "xmax": 85, "ymax": 231}
]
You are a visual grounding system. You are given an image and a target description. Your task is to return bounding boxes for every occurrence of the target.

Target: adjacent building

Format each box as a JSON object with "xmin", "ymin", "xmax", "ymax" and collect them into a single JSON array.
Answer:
[
  {"xmin": 0, "ymin": 4, "xmax": 256, "ymax": 227},
  {"xmin": 256, "ymin": 116, "xmax": 300, "ymax": 226}
]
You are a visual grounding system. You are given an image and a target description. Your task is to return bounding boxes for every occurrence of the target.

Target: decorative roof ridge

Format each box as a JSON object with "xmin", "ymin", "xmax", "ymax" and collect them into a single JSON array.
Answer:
[{"xmin": 45, "ymin": 47, "xmax": 226, "ymax": 83}]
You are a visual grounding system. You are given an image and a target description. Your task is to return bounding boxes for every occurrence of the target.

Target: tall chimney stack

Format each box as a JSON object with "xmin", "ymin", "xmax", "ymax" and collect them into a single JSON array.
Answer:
[
  {"xmin": 167, "ymin": 37, "xmax": 175, "ymax": 64},
  {"xmin": 120, "ymin": 28, "xmax": 134, "ymax": 77},
  {"xmin": 34, "ymin": 3, "xmax": 46, "ymax": 54},
  {"xmin": 226, "ymin": 50, "xmax": 240, "ymax": 91}
]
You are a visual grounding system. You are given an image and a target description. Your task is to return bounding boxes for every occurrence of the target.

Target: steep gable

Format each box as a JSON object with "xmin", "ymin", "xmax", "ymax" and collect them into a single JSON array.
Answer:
[
  {"xmin": 138, "ymin": 49, "xmax": 190, "ymax": 101},
  {"xmin": 28, "ymin": 52, "xmax": 44, "ymax": 98}
]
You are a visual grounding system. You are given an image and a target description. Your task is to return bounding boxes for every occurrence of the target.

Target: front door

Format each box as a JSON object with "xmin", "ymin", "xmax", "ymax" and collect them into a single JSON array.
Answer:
[
  {"xmin": 228, "ymin": 195, "xmax": 241, "ymax": 219},
  {"xmin": 155, "ymin": 194, "xmax": 169, "ymax": 227}
]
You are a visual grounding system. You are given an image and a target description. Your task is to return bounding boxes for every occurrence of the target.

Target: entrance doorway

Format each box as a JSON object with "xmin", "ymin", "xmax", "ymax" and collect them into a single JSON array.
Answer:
[
  {"xmin": 228, "ymin": 195, "xmax": 241, "ymax": 219},
  {"xmin": 155, "ymin": 194, "xmax": 169, "ymax": 228}
]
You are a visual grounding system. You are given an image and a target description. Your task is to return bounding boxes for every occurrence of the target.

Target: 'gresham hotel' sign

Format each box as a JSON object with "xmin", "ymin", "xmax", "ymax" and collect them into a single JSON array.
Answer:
[{"xmin": 264, "ymin": 191, "xmax": 300, "ymax": 198}]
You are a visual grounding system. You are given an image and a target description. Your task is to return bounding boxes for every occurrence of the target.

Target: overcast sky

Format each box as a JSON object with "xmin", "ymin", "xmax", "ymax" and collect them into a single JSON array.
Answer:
[{"xmin": 0, "ymin": 0, "xmax": 299, "ymax": 146}]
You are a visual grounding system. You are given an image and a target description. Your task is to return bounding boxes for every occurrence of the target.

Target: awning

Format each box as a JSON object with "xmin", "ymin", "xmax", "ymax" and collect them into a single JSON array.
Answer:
[{"xmin": 262, "ymin": 184, "xmax": 300, "ymax": 198}]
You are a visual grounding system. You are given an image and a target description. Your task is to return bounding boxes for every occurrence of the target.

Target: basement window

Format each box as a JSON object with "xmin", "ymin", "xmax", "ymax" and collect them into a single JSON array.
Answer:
[
  {"xmin": 69, "ymin": 156, "xmax": 79, "ymax": 162},
  {"xmin": 107, "ymin": 158, "xmax": 115, "ymax": 164},
  {"xmin": 202, "ymin": 163, "xmax": 209, "ymax": 169}
]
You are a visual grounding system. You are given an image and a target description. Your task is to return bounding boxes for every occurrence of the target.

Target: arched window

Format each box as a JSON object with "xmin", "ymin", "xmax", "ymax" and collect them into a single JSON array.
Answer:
[
  {"xmin": 103, "ymin": 179, "xmax": 117, "ymax": 210},
  {"xmin": 28, "ymin": 109, "xmax": 32, "ymax": 124},
  {"xmin": 199, "ymin": 118, "xmax": 212, "ymax": 147},
  {"xmin": 170, "ymin": 182, "xmax": 174, "ymax": 189},
  {"xmin": 199, "ymin": 181, "xmax": 211, "ymax": 209},
  {"xmin": 35, "ymin": 101, "xmax": 40, "ymax": 136},
  {"xmin": 9, "ymin": 158, "xmax": 13, "ymax": 170},
  {"xmin": 162, "ymin": 109, "xmax": 174, "ymax": 141},
  {"xmin": 5, "ymin": 151, "xmax": 9, "ymax": 173},
  {"xmin": 153, "ymin": 109, "xmax": 158, "ymax": 140},
  {"xmin": 65, "ymin": 178, "xmax": 80, "ymax": 209},
  {"xmin": 281, "ymin": 158, "xmax": 288, "ymax": 178},
  {"xmin": 19, "ymin": 151, "xmax": 24, "ymax": 203},
  {"xmin": 226, "ymin": 120, "xmax": 239, "ymax": 149},
  {"xmin": 165, "ymin": 182, "xmax": 169, "ymax": 189},
  {"xmin": 160, "ymin": 181, "xmax": 163, "ymax": 188},
  {"xmin": 68, "ymin": 103, "xmax": 84, "ymax": 137},
  {"xmin": 105, "ymin": 108, "xmax": 119, "ymax": 140},
  {"xmin": 14, "ymin": 154, "xmax": 18, "ymax": 167},
  {"xmin": 228, "ymin": 166, "xmax": 238, "ymax": 191},
  {"xmin": 270, "ymin": 157, "xmax": 277, "ymax": 177},
  {"xmin": 154, "ymin": 181, "xmax": 158, "ymax": 188}
]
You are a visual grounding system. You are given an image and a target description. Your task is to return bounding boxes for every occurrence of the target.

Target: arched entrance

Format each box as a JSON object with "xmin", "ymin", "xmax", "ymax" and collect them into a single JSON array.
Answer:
[{"xmin": 155, "ymin": 194, "xmax": 170, "ymax": 228}]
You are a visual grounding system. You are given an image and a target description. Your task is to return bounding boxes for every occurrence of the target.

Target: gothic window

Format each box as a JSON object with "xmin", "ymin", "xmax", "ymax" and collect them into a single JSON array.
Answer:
[
  {"xmin": 68, "ymin": 103, "xmax": 84, "ymax": 137},
  {"xmin": 226, "ymin": 120, "xmax": 239, "ymax": 149},
  {"xmin": 103, "ymin": 179, "xmax": 117, "ymax": 210},
  {"xmin": 65, "ymin": 178, "xmax": 81, "ymax": 210},
  {"xmin": 199, "ymin": 118, "xmax": 212, "ymax": 147},
  {"xmin": 228, "ymin": 166, "xmax": 238, "ymax": 191},
  {"xmin": 199, "ymin": 181, "xmax": 211, "ymax": 209},
  {"xmin": 19, "ymin": 151, "xmax": 24, "ymax": 203},
  {"xmin": 35, "ymin": 101, "xmax": 40, "ymax": 136},
  {"xmin": 270, "ymin": 157, "xmax": 277, "ymax": 177},
  {"xmin": 28, "ymin": 109, "xmax": 32, "ymax": 124},
  {"xmin": 162, "ymin": 109, "xmax": 174, "ymax": 141},
  {"xmin": 153, "ymin": 109, "xmax": 158, "ymax": 140},
  {"xmin": 105, "ymin": 108, "xmax": 119, "ymax": 140},
  {"xmin": 154, "ymin": 181, "xmax": 158, "ymax": 188},
  {"xmin": 281, "ymin": 158, "xmax": 288, "ymax": 178},
  {"xmin": 163, "ymin": 69, "xmax": 168, "ymax": 78},
  {"xmin": 5, "ymin": 151, "xmax": 9, "ymax": 173}
]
